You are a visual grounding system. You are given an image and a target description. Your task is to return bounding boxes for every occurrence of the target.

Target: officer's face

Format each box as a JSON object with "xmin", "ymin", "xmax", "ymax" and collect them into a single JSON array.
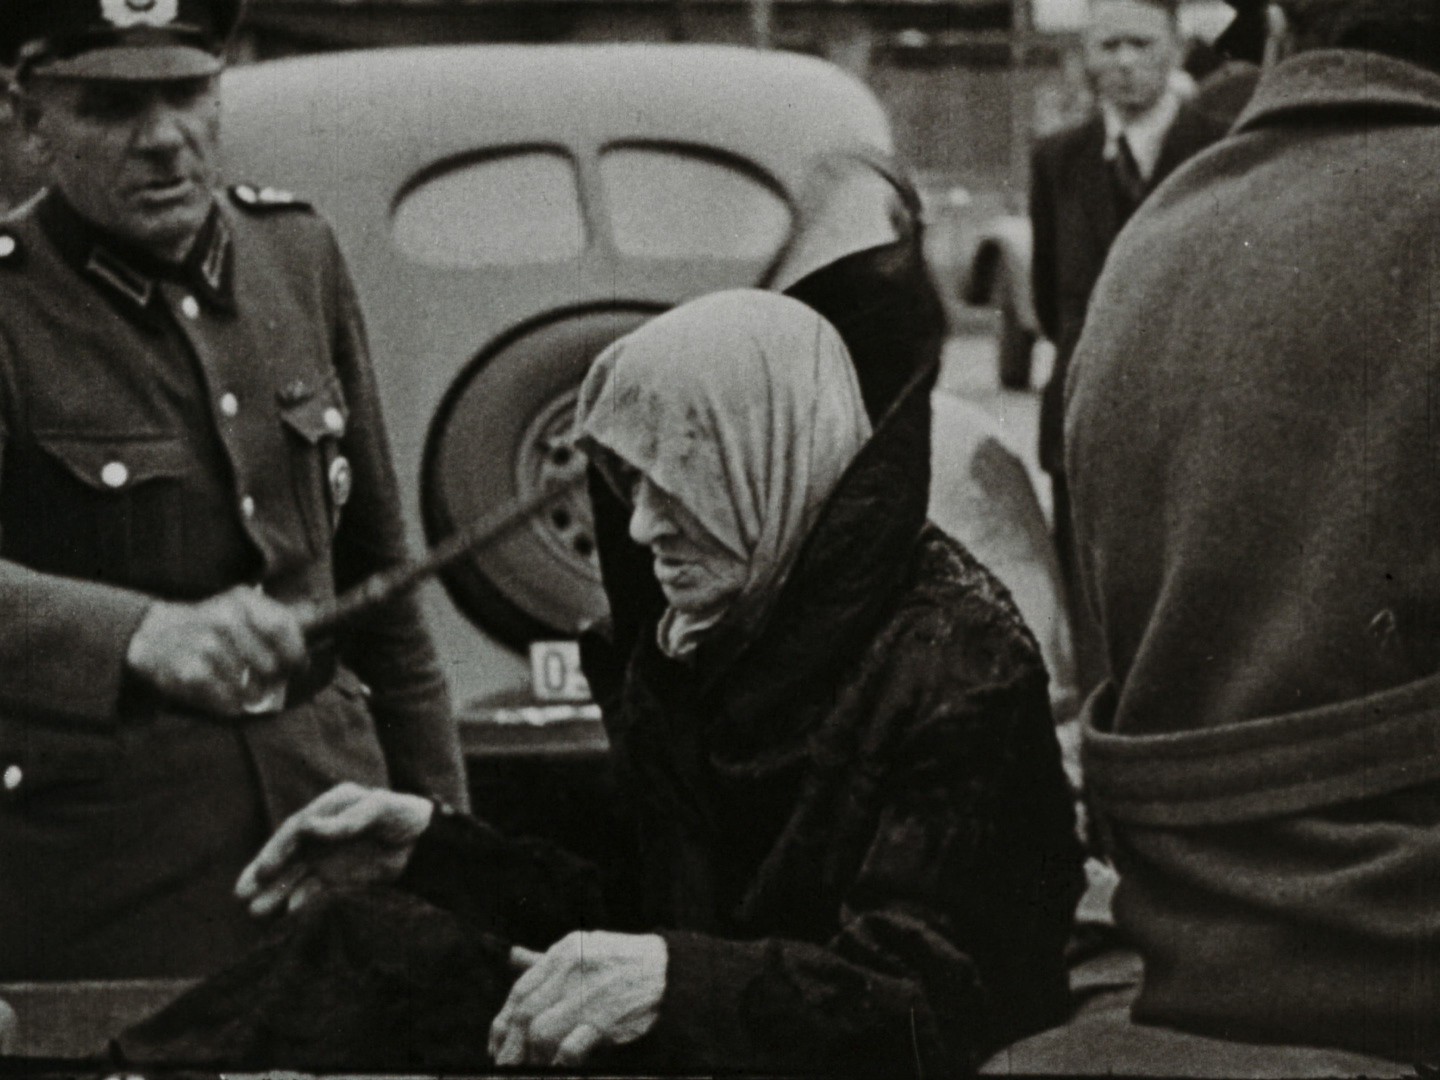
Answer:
[
  {"xmin": 1084, "ymin": 0, "xmax": 1180, "ymax": 119},
  {"xmin": 26, "ymin": 76, "xmax": 220, "ymax": 261}
]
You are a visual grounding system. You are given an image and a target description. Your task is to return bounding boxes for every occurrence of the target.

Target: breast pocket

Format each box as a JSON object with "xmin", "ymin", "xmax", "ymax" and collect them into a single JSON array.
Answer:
[
  {"xmin": 0, "ymin": 721, "xmax": 122, "ymax": 818},
  {"xmin": 27, "ymin": 432, "xmax": 192, "ymax": 587},
  {"xmin": 278, "ymin": 376, "xmax": 351, "ymax": 556}
]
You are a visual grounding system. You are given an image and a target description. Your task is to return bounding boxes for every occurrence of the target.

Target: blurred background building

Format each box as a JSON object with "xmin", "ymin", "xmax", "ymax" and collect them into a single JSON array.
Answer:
[{"xmin": 2, "ymin": 0, "xmax": 1235, "ymax": 217}]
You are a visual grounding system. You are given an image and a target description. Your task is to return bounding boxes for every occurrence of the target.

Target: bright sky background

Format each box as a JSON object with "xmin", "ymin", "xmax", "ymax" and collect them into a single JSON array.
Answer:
[{"xmin": 1033, "ymin": 0, "xmax": 1236, "ymax": 41}]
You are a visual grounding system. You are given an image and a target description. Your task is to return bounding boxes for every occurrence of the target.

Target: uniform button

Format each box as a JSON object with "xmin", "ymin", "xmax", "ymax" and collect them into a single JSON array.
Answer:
[
  {"xmin": 101, "ymin": 461, "xmax": 129, "ymax": 488},
  {"xmin": 240, "ymin": 495, "xmax": 256, "ymax": 519},
  {"xmin": 219, "ymin": 392, "xmax": 239, "ymax": 417},
  {"xmin": 3, "ymin": 765, "xmax": 21, "ymax": 792},
  {"xmin": 180, "ymin": 295, "xmax": 201, "ymax": 320},
  {"xmin": 323, "ymin": 407, "xmax": 344, "ymax": 434},
  {"xmin": 0, "ymin": 235, "xmax": 15, "ymax": 259}
]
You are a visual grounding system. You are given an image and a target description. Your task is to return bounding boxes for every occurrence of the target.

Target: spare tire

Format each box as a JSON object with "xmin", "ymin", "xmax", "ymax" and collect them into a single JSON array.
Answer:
[{"xmin": 421, "ymin": 303, "xmax": 665, "ymax": 651}]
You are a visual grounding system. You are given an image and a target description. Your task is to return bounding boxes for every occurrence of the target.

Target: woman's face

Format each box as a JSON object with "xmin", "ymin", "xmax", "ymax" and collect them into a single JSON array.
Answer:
[{"xmin": 626, "ymin": 472, "xmax": 748, "ymax": 614}]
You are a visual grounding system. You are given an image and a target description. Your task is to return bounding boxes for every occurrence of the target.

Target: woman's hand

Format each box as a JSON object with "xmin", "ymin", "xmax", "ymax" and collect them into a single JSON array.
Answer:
[
  {"xmin": 488, "ymin": 931, "xmax": 667, "ymax": 1067},
  {"xmin": 234, "ymin": 782, "xmax": 435, "ymax": 917}
]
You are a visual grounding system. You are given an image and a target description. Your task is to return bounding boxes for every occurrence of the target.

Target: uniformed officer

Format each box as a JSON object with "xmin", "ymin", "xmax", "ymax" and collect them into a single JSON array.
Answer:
[{"xmin": 0, "ymin": 0, "xmax": 468, "ymax": 978}]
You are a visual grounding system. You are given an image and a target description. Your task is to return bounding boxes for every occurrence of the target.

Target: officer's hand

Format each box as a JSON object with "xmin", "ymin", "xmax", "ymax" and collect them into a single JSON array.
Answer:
[
  {"xmin": 488, "ymin": 931, "xmax": 667, "ymax": 1067},
  {"xmin": 125, "ymin": 585, "xmax": 307, "ymax": 716},
  {"xmin": 235, "ymin": 782, "xmax": 435, "ymax": 918}
]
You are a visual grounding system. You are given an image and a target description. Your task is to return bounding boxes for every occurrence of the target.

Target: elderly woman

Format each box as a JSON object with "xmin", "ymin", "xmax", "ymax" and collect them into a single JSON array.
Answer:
[{"xmin": 185, "ymin": 289, "xmax": 1082, "ymax": 1074}]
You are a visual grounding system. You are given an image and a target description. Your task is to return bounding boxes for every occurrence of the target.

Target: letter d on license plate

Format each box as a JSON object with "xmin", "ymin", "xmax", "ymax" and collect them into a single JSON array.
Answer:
[{"xmin": 529, "ymin": 640, "xmax": 592, "ymax": 702}]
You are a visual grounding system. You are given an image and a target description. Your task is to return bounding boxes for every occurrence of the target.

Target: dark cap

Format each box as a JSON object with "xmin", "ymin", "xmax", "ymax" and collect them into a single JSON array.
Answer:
[
  {"xmin": 1215, "ymin": 0, "xmax": 1269, "ymax": 62},
  {"xmin": 2, "ymin": 0, "xmax": 243, "ymax": 80}
]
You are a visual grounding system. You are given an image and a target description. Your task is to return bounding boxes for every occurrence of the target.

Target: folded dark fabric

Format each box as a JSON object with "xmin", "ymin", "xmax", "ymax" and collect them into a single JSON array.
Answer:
[
  {"xmin": 115, "ymin": 887, "xmax": 514, "ymax": 1072},
  {"xmin": 1082, "ymin": 673, "xmax": 1440, "ymax": 827}
]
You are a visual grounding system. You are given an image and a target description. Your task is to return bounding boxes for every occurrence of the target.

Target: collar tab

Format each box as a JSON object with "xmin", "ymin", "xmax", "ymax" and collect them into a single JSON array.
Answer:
[
  {"xmin": 84, "ymin": 246, "xmax": 155, "ymax": 308},
  {"xmin": 183, "ymin": 205, "xmax": 233, "ymax": 310}
]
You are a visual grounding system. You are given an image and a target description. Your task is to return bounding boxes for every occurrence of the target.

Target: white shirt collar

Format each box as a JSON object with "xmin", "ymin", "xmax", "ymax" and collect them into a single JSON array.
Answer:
[{"xmin": 1101, "ymin": 88, "xmax": 1182, "ymax": 181}]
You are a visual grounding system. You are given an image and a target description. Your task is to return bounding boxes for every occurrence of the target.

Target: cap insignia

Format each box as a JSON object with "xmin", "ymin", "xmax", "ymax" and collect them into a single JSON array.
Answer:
[{"xmin": 100, "ymin": 0, "xmax": 180, "ymax": 30}]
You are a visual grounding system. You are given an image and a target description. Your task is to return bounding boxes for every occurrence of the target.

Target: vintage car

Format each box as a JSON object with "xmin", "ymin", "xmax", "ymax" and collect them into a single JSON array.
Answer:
[
  {"xmin": 220, "ymin": 44, "xmax": 1073, "ymax": 744},
  {"xmin": 220, "ymin": 44, "xmax": 895, "ymax": 724}
]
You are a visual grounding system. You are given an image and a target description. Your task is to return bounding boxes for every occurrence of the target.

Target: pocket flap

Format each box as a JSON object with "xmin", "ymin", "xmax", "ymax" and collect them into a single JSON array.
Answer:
[
  {"xmin": 0, "ymin": 721, "xmax": 119, "ymax": 801},
  {"xmin": 33, "ymin": 433, "xmax": 191, "ymax": 491},
  {"xmin": 279, "ymin": 377, "xmax": 349, "ymax": 444}
]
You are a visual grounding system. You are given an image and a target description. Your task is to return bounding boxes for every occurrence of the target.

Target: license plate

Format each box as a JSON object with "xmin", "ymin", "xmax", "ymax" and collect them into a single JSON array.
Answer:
[{"xmin": 529, "ymin": 640, "xmax": 592, "ymax": 703}]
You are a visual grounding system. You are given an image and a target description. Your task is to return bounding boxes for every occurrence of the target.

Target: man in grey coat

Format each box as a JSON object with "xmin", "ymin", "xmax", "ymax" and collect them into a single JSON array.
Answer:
[{"xmin": 987, "ymin": 0, "xmax": 1440, "ymax": 1071}]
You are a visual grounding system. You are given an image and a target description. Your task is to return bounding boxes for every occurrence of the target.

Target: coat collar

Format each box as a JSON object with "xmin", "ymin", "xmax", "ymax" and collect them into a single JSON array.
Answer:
[
  {"xmin": 1152, "ymin": 103, "xmax": 1225, "ymax": 182},
  {"xmin": 1235, "ymin": 50, "xmax": 1440, "ymax": 134},
  {"xmin": 37, "ymin": 189, "xmax": 235, "ymax": 319},
  {"xmin": 699, "ymin": 358, "xmax": 936, "ymax": 755}
]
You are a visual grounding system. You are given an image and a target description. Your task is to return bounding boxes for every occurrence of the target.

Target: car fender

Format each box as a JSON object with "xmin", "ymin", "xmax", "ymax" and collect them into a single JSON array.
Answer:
[
  {"xmin": 961, "ymin": 215, "xmax": 1038, "ymax": 335},
  {"xmin": 928, "ymin": 393, "xmax": 1076, "ymax": 714}
]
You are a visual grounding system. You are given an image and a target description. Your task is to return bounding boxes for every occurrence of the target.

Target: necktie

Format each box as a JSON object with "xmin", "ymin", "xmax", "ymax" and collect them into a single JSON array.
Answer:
[{"xmin": 1113, "ymin": 132, "xmax": 1148, "ymax": 208}]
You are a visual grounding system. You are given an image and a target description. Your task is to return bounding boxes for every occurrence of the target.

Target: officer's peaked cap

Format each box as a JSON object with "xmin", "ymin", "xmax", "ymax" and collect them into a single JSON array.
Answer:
[{"xmin": 2, "ymin": 0, "xmax": 243, "ymax": 80}]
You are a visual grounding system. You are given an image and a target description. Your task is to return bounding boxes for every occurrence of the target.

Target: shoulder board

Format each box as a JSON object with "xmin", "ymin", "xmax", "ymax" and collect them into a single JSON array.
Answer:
[
  {"xmin": 229, "ymin": 184, "xmax": 313, "ymax": 213},
  {"xmin": 0, "ymin": 230, "xmax": 21, "ymax": 268}
]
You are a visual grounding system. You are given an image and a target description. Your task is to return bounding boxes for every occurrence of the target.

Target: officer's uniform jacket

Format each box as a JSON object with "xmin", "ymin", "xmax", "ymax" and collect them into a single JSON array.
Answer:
[{"xmin": 0, "ymin": 188, "xmax": 467, "ymax": 975}]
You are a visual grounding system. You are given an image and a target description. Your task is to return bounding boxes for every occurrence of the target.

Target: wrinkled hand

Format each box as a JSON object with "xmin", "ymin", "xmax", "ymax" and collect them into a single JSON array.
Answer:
[
  {"xmin": 235, "ymin": 782, "xmax": 435, "ymax": 917},
  {"xmin": 125, "ymin": 585, "xmax": 310, "ymax": 716},
  {"xmin": 489, "ymin": 931, "xmax": 667, "ymax": 1067}
]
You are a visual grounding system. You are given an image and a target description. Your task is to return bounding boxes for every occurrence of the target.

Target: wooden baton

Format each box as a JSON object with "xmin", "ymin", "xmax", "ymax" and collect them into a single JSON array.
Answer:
[{"xmin": 300, "ymin": 479, "xmax": 581, "ymax": 641}]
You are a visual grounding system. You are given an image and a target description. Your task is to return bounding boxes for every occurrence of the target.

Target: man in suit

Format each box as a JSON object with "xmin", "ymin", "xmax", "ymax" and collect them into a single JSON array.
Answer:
[
  {"xmin": 1029, "ymin": 0, "xmax": 1228, "ymax": 691},
  {"xmin": 0, "ymin": 0, "xmax": 468, "ymax": 979}
]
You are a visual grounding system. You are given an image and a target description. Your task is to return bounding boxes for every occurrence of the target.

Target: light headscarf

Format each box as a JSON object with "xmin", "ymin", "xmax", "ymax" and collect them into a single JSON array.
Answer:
[{"xmin": 576, "ymin": 289, "xmax": 872, "ymax": 659}]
